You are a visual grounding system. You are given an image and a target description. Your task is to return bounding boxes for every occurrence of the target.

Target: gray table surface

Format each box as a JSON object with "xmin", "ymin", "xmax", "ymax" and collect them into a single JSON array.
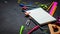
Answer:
[{"xmin": 0, "ymin": 0, "xmax": 60, "ymax": 34}]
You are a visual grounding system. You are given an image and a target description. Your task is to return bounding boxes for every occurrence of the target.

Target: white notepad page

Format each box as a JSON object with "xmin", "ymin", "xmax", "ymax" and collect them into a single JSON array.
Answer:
[{"xmin": 26, "ymin": 8, "xmax": 56, "ymax": 25}]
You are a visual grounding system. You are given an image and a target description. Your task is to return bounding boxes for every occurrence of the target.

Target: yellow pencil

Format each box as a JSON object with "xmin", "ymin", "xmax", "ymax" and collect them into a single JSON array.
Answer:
[
  {"xmin": 47, "ymin": 2, "xmax": 54, "ymax": 11},
  {"xmin": 17, "ymin": 0, "xmax": 21, "ymax": 3}
]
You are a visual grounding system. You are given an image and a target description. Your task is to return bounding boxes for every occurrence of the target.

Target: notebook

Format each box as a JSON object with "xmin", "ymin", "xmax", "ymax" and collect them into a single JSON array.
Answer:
[{"xmin": 26, "ymin": 8, "xmax": 56, "ymax": 25}]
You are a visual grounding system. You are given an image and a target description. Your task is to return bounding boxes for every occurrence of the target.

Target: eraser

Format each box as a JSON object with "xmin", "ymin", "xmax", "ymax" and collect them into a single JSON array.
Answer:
[{"xmin": 26, "ymin": 8, "xmax": 56, "ymax": 25}]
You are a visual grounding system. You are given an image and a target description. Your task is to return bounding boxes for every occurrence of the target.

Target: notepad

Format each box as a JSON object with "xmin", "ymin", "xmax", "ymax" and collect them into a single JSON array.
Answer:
[{"xmin": 26, "ymin": 8, "xmax": 56, "ymax": 25}]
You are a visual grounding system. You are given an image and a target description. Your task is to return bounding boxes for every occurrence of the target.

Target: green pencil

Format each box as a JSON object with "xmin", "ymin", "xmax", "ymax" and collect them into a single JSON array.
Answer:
[{"xmin": 20, "ymin": 25, "xmax": 25, "ymax": 34}]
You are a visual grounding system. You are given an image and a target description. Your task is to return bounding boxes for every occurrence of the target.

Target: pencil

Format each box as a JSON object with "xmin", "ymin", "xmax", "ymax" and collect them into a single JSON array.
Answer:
[
  {"xmin": 20, "ymin": 25, "xmax": 25, "ymax": 34},
  {"xmin": 47, "ymin": 2, "xmax": 54, "ymax": 11},
  {"xmin": 49, "ymin": 2, "xmax": 58, "ymax": 16},
  {"xmin": 18, "ymin": 0, "xmax": 21, "ymax": 3}
]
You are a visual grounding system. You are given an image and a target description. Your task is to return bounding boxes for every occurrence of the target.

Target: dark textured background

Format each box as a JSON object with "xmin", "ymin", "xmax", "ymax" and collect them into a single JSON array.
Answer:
[{"xmin": 0, "ymin": 0, "xmax": 60, "ymax": 34}]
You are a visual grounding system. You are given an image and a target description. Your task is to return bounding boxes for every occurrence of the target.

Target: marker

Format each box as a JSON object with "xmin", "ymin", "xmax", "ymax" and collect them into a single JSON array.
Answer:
[
  {"xmin": 49, "ymin": 2, "xmax": 58, "ymax": 16},
  {"xmin": 27, "ymin": 25, "xmax": 40, "ymax": 34},
  {"xmin": 20, "ymin": 25, "xmax": 25, "ymax": 34}
]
